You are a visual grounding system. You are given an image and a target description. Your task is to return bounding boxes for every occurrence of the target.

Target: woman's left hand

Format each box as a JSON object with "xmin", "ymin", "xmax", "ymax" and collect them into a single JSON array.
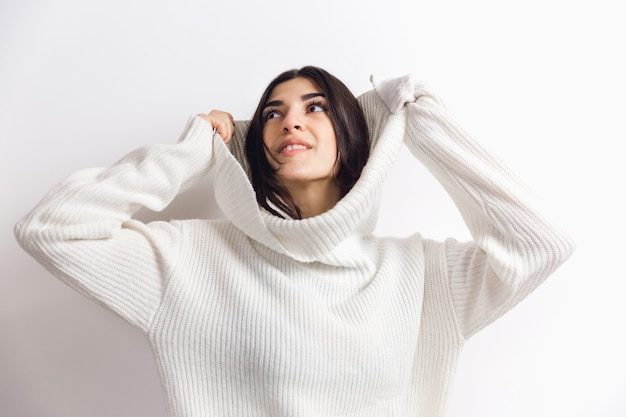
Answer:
[{"xmin": 197, "ymin": 110, "xmax": 235, "ymax": 143}]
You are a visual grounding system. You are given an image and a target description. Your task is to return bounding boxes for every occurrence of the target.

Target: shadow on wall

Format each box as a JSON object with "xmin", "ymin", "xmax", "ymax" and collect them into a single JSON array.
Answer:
[
  {"xmin": 0, "ymin": 259, "xmax": 168, "ymax": 416},
  {"xmin": 135, "ymin": 172, "xmax": 225, "ymax": 223}
]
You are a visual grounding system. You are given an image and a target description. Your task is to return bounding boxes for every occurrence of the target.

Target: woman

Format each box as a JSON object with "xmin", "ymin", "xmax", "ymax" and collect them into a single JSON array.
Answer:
[{"xmin": 15, "ymin": 66, "xmax": 574, "ymax": 416}]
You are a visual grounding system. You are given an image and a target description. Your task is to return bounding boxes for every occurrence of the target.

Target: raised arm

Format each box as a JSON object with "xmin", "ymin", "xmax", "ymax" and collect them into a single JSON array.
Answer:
[
  {"xmin": 373, "ymin": 75, "xmax": 575, "ymax": 338},
  {"xmin": 14, "ymin": 115, "xmax": 226, "ymax": 332}
]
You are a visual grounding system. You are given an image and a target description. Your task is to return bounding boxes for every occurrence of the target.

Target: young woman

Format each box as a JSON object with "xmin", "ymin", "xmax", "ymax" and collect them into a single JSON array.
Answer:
[{"xmin": 15, "ymin": 66, "xmax": 574, "ymax": 416}]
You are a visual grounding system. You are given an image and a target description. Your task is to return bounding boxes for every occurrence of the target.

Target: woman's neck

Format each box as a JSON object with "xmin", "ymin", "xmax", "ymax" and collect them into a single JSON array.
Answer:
[{"xmin": 286, "ymin": 181, "xmax": 341, "ymax": 219}]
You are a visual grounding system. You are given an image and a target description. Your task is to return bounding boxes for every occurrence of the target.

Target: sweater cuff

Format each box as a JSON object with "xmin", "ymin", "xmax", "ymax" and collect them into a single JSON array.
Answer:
[{"xmin": 370, "ymin": 75, "xmax": 445, "ymax": 113}]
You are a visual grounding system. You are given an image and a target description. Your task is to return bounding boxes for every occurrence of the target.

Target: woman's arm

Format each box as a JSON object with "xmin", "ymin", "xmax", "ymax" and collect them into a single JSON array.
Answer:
[
  {"xmin": 14, "ymin": 114, "xmax": 228, "ymax": 332},
  {"xmin": 373, "ymin": 76, "xmax": 575, "ymax": 339}
]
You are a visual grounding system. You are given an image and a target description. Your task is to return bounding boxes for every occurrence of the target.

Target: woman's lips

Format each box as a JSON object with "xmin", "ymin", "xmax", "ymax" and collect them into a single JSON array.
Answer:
[{"xmin": 278, "ymin": 139, "xmax": 311, "ymax": 155}]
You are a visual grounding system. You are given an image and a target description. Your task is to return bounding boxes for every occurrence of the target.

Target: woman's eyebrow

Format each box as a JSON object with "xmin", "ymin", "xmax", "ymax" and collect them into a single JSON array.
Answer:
[
  {"xmin": 263, "ymin": 93, "xmax": 326, "ymax": 109},
  {"xmin": 302, "ymin": 92, "xmax": 325, "ymax": 101}
]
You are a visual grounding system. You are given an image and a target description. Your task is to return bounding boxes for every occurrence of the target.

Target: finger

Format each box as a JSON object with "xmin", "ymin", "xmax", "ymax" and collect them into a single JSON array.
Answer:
[
  {"xmin": 224, "ymin": 115, "xmax": 235, "ymax": 143},
  {"xmin": 217, "ymin": 120, "xmax": 233, "ymax": 143},
  {"xmin": 202, "ymin": 111, "xmax": 235, "ymax": 143}
]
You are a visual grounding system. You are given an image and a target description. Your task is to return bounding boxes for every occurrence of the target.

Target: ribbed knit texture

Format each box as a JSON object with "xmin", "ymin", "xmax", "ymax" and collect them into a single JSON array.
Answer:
[{"xmin": 15, "ymin": 75, "xmax": 574, "ymax": 417}]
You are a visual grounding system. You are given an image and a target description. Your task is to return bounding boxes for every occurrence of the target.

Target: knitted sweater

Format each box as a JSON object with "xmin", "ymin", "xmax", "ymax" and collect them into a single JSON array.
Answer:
[{"xmin": 15, "ymin": 75, "xmax": 574, "ymax": 417}]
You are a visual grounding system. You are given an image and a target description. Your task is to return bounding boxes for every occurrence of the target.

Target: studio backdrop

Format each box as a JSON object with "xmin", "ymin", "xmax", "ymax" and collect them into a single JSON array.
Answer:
[{"xmin": 2, "ymin": 0, "xmax": 624, "ymax": 416}]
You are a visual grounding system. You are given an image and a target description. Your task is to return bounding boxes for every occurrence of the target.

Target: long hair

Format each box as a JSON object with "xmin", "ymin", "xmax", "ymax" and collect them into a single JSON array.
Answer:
[{"xmin": 245, "ymin": 66, "xmax": 370, "ymax": 219}]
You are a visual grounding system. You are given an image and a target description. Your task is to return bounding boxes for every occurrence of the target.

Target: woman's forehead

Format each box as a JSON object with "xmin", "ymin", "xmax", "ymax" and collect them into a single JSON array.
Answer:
[{"xmin": 267, "ymin": 77, "xmax": 322, "ymax": 102}]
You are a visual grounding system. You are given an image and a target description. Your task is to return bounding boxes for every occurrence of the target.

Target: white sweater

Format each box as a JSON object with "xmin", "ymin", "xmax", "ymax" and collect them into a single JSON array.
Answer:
[{"xmin": 15, "ymin": 75, "xmax": 574, "ymax": 417}]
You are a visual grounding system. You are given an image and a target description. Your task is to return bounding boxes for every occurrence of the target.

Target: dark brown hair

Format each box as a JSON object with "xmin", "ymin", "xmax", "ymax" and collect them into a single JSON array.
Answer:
[{"xmin": 245, "ymin": 66, "xmax": 370, "ymax": 219}]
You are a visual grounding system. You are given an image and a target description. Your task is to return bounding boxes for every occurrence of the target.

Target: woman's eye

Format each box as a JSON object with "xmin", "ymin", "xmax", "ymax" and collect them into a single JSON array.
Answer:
[
  {"xmin": 264, "ymin": 110, "xmax": 281, "ymax": 121},
  {"xmin": 307, "ymin": 103, "xmax": 326, "ymax": 113}
]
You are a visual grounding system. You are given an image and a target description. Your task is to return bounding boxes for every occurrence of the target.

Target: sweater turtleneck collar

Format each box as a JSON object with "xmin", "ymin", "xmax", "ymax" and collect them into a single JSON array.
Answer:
[{"xmin": 210, "ymin": 77, "xmax": 410, "ymax": 264}]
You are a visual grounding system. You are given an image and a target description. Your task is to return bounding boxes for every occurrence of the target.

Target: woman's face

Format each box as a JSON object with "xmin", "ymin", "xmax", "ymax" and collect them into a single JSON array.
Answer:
[{"xmin": 262, "ymin": 77, "xmax": 339, "ymax": 191}]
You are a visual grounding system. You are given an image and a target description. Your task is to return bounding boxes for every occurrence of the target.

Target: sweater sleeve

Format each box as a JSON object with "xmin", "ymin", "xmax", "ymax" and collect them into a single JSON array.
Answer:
[
  {"xmin": 14, "ymin": 116, "xmax": 217, "ymax": 333},
  {"xmin": 373, "ymin": 75, "xmax": 575, "ymax": 339}
]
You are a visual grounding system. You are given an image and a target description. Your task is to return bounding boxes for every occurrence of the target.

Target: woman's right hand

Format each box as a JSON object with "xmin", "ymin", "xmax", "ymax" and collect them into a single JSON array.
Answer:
[{"xmin": 197, "ymin": 110, "xmax": 235, "ymax": 143}]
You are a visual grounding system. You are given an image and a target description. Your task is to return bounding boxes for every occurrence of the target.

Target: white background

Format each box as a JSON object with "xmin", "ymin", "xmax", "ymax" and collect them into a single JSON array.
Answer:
[{"xmin": 1, "ymin": 0, "xmax": 624, "ymax": 416}]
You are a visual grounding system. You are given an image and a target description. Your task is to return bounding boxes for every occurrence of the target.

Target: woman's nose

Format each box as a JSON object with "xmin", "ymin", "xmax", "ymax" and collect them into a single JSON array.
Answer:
[{"xmin": 282, "ymin": 110, "xmax": 303, "ymax": 132}]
